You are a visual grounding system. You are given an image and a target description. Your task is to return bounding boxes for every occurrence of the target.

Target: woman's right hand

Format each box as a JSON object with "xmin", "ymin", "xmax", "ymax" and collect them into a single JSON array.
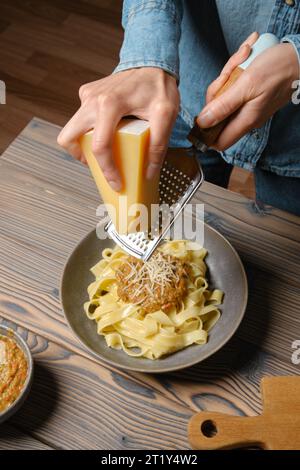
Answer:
[{"xmin": 57, "ymin": 67, "xmax": 180, "ymax": 191}]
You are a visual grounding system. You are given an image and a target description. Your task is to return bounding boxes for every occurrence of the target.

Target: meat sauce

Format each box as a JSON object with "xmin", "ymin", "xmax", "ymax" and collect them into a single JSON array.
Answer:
[{"xmin": 116, "ymin": 253, "xmax": 188, "ymax": 313}]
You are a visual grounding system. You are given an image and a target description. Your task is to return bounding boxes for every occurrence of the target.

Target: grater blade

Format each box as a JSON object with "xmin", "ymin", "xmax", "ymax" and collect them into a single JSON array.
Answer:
[{"xmin": 105, "ymin": 147, "xmax": 204, "ymax": 261}]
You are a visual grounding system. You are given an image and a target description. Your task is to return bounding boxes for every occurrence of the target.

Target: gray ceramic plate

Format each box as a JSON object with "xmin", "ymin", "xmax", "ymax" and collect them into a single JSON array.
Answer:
[
  {"xmin": 61, "ymin": 225, "xmax": 248, "ymax": 373},
  {"xmin": 0, "ymin": 325, "xmax": 34, "ymax": 423}
]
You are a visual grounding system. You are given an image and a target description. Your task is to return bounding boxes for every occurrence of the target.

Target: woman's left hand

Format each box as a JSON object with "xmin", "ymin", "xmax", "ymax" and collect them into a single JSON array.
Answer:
[{"xmin": 197, "ymin": 39, "xmax": 299, "ymax": 151}]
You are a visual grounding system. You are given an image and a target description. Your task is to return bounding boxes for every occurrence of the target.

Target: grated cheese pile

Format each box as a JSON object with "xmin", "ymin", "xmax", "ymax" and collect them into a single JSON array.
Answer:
[{"xmin": 116, "ymin": 252, "xmax": 187, "ymax": 312}]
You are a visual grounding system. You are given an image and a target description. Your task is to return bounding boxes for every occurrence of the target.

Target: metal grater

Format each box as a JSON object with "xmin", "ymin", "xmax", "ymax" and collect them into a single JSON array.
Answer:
[{"xmin": 105, "ymin": 148, "xmax": 204, "ymax": 261}]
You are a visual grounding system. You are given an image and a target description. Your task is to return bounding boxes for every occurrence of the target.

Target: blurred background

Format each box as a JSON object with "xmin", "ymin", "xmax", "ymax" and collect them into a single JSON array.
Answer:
[{"xmin": 0, "ymin": 0, "xmax": 254, "ymax": 198}]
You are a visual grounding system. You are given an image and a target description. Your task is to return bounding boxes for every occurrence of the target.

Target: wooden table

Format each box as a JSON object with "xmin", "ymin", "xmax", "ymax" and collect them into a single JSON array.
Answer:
[{"xmin": 0, "ymin": 118, "xmax": 299, "ymax": 450}]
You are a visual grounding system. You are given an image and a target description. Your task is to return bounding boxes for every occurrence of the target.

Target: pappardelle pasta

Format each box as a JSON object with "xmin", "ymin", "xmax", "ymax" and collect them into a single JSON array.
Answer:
[{"xmin": 84, "ymin": 240, "xmax": 223, "ymax": 360}]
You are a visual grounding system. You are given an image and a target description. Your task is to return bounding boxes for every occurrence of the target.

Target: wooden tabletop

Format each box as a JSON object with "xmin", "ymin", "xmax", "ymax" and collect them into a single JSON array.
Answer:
[{"xmin": 0, "ymin": 117, "xmax": 299, "ymax": 450}]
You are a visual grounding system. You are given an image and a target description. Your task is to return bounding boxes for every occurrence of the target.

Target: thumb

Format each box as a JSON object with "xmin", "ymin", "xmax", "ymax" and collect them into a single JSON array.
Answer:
[{"xmin": 197, "ymin": 75, "xmax": 248, "ymax": 129}]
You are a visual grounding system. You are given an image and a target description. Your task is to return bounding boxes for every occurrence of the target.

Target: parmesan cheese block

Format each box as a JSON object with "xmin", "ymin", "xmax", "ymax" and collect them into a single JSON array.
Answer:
[{"xmin": 80, "ymin": 119, "xmax": 160, "ymax": 234}]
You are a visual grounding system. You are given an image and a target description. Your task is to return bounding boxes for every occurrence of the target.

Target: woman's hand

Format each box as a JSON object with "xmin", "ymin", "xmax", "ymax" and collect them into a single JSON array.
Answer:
[
  {"xmin": 57, "ymin": 68, "xmax": 179, "ymax": 191},
  {"xmin": 197, "ymin": 35, "xmax": 299, "ymax": 151}
]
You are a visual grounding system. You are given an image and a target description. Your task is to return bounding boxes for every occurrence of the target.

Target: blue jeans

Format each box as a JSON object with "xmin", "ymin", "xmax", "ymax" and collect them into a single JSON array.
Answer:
[{"xmin": 170, "ymin": 115, "xmax": 300, "ymax": 216}]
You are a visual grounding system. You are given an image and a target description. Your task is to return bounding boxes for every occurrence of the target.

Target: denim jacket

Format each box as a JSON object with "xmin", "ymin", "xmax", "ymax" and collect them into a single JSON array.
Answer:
[{"xmin": 114, "ymin": 0, "xmax": 300, "ymax": 177}]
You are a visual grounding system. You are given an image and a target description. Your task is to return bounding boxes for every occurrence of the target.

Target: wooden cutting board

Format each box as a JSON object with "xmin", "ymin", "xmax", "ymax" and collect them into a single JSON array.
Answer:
[{"xmin": 188, "ymin": 377, "xmax": 300, "ymax": 450}]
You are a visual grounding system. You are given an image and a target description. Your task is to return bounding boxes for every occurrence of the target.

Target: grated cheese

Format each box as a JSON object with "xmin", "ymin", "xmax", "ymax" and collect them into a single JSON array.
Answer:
[{"xmin": 118, "ymin": 252, "xmax": 184, "ymax": 304}]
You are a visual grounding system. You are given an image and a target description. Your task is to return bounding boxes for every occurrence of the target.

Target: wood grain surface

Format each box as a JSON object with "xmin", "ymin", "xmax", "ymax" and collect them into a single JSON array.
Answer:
[
  {"xmin": 0, "ymin": 118, "xmax": 299, "ymax": 450},
  {"xmin": 0, "ymin": 317, "xmax": 192, "ymax": 450},
  {"xmin": 0, "ymin": 421, "xmax": 52, "ymax": 450}
]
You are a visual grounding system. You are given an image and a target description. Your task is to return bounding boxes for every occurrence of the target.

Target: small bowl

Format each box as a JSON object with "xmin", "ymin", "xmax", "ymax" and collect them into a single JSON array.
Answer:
[{"xmin": 0, "ymin": 325, "xmax": 34, "ymax": 424}]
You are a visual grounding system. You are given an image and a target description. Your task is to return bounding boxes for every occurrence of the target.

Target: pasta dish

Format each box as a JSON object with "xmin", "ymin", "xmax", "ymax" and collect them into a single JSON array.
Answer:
[{"xmin": 84, "ymin": 240, "xmax": 223, "ymax": 360}]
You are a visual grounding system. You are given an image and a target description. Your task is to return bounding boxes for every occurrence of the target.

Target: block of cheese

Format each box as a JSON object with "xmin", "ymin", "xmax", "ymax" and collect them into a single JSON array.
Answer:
[{"xmin": 79, "ymin": 119, "xmax": 160, "ymax": 234}]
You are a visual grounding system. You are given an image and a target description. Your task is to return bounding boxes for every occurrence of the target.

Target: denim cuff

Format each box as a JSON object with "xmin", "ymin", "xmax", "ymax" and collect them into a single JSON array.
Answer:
[
  {"xmin": 114, "ymin": 0, "xmax": 183, "ymax": 80},
  {"xmin": 281, "ymin": 34, "xmax": 300, "ymax": 82}
]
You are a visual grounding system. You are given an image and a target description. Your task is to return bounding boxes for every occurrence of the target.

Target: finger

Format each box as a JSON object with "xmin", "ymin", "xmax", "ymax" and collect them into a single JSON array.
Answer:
[
  {"xmin": 67, "ymin": 142, "xmax": 83, "ymax": 160},
  {"xmin": 206, "ymin": 44, "xmax": 250, "ymax": 104},
  {"xmin": 146, "ymin": 101, "xmax": 177, "ymax": 180},
  {"xmin": 92, "ymin": 95, "xmax": 124, "ymax": 192},
  {"xmin": 57, "ymin": 107, "xmax": 92, "ymax": 161},
  {"xmin": 206, "ymin": 73, "xmax": 233, "ymax": 104},
  {"xmin": 220, "ymin": 44, "xmax": 251, "ymax": 79},
  {"xmin": 197, "ymin": 73, "xmax": 249, "ymax": 129},
  {"xmin": 240, "ymin": 31, "xmax": 260, "ymax": 49},
  {"xmin": 211, "ymin": 105, "xmax": 258, "ymax": 150},
  {"xmin": 80, "ymin": 153, "xmax": 87, "ymax": 165},
  {"xmin": 206, "ymin": 32, "xmax": 259, "ymax": 103},
  {"xmin": 221, "ymin": 32, "xmax": 259, "ymax": 77}
]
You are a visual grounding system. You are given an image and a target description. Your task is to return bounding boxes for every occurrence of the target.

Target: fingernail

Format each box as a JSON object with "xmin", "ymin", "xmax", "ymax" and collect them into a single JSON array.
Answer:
[
  {"xmin": 197, "ymin": 109, "xmax": 215, "ymax": 128},
  {"xmin": 108, "ymin": 179, "xmax": 122, "ymax": 192},
  {"xmin": 146, "ymin": 163, "xmax": 161, "ymax": 180}
]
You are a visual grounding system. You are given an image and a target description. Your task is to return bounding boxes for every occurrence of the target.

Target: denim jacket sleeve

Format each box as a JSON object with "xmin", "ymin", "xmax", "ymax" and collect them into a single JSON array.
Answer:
[
  {"xmin": 114, "ymin": 0, "xmax": 183, "ymax": 80},
  {"xmin": 281, "ymin": 34, "xmax": 300, "ymax": 80}
]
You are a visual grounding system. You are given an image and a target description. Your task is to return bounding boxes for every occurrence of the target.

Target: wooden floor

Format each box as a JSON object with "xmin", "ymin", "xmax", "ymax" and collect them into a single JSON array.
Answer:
[{"xmin": 0, "ymin": 0, "xmax": 255, "ymax": 199}]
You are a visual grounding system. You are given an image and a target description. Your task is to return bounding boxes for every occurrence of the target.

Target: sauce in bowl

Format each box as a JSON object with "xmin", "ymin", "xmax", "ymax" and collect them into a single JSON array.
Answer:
[{"xmin": 0, "ymin": 335, "xmax": 28, "ymax": 412}]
